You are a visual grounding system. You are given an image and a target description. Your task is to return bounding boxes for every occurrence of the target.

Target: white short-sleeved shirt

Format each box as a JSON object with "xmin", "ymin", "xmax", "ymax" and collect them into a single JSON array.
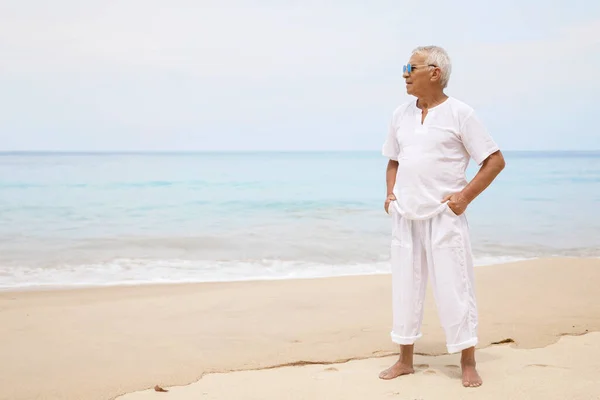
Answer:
[{"xmin": 382, "ymin": 97, "xmax": 500, "ymax": 220}]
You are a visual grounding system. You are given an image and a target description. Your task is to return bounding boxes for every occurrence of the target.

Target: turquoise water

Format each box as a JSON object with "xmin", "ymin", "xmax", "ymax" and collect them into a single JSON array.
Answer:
[{"xmin": 0, "ymin": 151, "xmax": 599, "ymax": 289}]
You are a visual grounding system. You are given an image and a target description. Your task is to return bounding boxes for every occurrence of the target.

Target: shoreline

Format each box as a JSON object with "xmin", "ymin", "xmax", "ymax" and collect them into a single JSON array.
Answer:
[
  {"xmin": 0, "ymin": 255, "xmax": 540, "ymax": 293},
  {"xmin": 1, "ymin": 257, "xmax": 599, "ymax": 400}
]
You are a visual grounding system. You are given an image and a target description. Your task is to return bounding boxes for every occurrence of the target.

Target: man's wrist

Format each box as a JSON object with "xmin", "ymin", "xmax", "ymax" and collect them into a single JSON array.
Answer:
[{"xmin": 458, "ymin": 190, "xmax": 473, "ymax": 204}]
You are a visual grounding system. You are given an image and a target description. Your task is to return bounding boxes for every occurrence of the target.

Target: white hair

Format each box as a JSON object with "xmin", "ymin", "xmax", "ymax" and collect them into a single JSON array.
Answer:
[{"xmin": 411, "ymin": 45, "xmax": 452, "ymax": 89}]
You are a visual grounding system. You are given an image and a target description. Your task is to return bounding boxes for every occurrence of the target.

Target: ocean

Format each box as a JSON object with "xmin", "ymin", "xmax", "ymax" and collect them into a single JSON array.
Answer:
[{"xmin": 0, "ymin": 151, "xmax": 599, "ymax": 290}]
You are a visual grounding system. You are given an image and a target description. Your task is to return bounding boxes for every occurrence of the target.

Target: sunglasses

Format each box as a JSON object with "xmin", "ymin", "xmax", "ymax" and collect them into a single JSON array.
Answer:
[{"xmin": 403, "ymin": 64, "xmax": 437, "ymax": 74}]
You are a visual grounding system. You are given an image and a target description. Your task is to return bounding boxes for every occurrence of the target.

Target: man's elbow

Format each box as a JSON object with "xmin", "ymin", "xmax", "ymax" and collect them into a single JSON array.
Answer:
[{"xmin": 485, "ymin": 150, "xmax": 506, "ymax": 173}]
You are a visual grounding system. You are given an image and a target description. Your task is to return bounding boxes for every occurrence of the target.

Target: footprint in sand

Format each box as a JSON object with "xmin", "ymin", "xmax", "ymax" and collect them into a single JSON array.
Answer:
[
  {"xmin": 423, "ymin": 370, "xmax": 436, "ymax": 375},
  {"xmin": 443, "ymin": 365, "xmax": 462, "ymax": 378},
  {"xmin": 414, "ymin": 363, "xmax": 429, "ymax": 369},
  {"xmin": 324, "ymin": 367, "xmax": 338, "ymax": 372}
]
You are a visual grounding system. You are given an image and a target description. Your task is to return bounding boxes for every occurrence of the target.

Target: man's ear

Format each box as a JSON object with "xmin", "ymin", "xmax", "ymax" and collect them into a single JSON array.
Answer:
[{"xmin": 430, "ymin": 67, "xmax": 441, "ymax": 83}]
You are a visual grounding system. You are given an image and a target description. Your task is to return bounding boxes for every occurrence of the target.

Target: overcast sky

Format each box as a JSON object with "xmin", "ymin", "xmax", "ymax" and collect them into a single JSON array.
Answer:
[{"xmin": 1, "ymin": 0, "xmax": 598, "ymax": 151}]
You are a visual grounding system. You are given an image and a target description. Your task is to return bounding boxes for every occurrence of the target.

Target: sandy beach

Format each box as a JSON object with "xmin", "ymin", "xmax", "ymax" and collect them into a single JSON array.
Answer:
[{"xmin": 1, "ymin": 257, "xmax": 599, "ymax": 400}]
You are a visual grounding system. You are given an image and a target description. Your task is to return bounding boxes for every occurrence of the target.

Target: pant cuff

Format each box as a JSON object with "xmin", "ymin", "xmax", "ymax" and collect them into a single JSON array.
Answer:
[
  {"xmin": 446, "ymin": 337, "xmax": 478, "ymax": 354},
  {"xmin": 390, "ymin": 331, "xmax": 422, "ymax": 345}
]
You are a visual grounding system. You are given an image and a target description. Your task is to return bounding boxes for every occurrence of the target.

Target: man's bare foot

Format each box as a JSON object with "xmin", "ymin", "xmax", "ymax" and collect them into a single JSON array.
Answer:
[
  {"xmin": 379, "ymin": 344, "xmax": 415, "ymax": 380},
  {"xmin": 461, "ymin": 362, "xmax": 482, "ymax": 387},
  {"xmin": 379, "ymin": 360, "xmax": 415, "ymax": 380},
  {"xmin": 460, "ymin": 346, "xmax": 482, "ymax": 387}
]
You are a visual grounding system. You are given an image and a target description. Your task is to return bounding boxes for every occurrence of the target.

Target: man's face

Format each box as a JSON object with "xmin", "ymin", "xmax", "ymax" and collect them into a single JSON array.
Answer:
[{"xmin": 403, "ymin": 53, "xmax": 434, "ymax": 96}]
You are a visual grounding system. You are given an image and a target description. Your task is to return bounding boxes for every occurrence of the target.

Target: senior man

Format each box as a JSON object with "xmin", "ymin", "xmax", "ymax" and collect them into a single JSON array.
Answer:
[{"xmin": 380, "ymin": 45, "xmax": 505, "ymax": 387}]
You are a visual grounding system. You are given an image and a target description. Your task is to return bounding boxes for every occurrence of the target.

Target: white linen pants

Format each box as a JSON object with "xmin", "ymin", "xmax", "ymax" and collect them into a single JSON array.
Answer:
[{"xmin": 389, "ymin": 202, "xmax": 478, "ymax": 354}]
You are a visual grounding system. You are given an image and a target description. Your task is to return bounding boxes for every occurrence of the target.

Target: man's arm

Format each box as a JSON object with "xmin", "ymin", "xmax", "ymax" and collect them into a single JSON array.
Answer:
[
  {"xmin": 385, "ymin": 160, "xmax": 399, "ymax": 213},
  {"xmin": 460, "ymin": 150, "xmax": 505, "ymax": 203},
  {"xmin": 386, "ymin": 160, "xmax": 399, "ymax": 195},
  {"xmin": 443, "ymin": 150, "xmax": 505, "ymax": 214},
  {"xmin": 382, "ymin": 109, "xmax": 400, "ymax": 213}
]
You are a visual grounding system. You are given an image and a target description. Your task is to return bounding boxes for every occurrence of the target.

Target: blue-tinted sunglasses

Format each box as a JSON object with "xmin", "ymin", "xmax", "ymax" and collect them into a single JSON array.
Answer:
[{"xmin": 403, "ymin": 63, "xmax": 437, "ymax": 74}]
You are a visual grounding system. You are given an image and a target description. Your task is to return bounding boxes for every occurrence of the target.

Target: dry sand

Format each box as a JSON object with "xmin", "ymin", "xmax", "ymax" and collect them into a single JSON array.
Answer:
[
  {"xmin": 1, "ymin": 257, "xmax": 599, "ymax": 400},
  {"xmin": 118, "ymin": 332, "xmax": 600, "ymax": 400}
]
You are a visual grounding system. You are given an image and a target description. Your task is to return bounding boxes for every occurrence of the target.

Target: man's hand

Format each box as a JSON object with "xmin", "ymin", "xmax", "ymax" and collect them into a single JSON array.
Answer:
[
  {"xmin": 442, "ymin": 192, "xmax": 470, "ymax": 216},
  {"xmin": 384, "ymin": 193, "xmax": 396, "ymax": 214}
]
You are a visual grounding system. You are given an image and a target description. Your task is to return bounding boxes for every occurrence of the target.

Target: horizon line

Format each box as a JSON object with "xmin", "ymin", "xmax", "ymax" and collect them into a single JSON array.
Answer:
[{"xmin": 0, "ymin": 149, "xmax": 599, "ymax": 154}]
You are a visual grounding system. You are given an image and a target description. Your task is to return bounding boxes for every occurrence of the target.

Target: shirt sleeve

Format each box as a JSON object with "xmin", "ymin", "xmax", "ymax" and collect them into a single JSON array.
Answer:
[
  {"xmin": 382, "ymin": 115, "xmax": 399, "ymax": 161},
  {"xmin": 459, "ymin": 111, "xmax": 500, "ymax": 165}
]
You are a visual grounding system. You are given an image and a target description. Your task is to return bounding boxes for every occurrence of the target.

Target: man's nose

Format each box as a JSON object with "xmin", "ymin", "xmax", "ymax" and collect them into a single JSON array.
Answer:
[{"xmin": 402, "ymin": 70, "xmax": 410, "ymax": 79}]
